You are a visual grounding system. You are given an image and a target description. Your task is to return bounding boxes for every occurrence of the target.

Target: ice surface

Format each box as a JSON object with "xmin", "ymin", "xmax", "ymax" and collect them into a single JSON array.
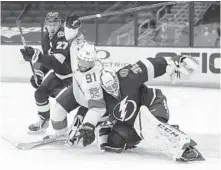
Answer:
[{"xmin": 0, "ymin": 82, "xmax": 220, "ymax": 170}]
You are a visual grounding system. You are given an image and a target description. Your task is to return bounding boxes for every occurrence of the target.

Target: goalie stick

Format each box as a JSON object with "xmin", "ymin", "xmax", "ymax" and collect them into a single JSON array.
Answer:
[{"xmin": 16, "ymin": 4, "xmax": 38, "ymax": 83}]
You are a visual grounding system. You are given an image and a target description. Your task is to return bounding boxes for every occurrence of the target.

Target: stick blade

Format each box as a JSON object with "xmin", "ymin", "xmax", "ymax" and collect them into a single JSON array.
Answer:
[{"xmin": 16, "ymin": 142, "xmax": 32, "ymax": 150}]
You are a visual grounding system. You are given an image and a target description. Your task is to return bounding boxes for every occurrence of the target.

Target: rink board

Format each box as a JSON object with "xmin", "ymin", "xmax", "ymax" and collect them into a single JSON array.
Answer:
[{"xmin": 0, "ymin": 45, "xmax": 220, "ymax": 88}]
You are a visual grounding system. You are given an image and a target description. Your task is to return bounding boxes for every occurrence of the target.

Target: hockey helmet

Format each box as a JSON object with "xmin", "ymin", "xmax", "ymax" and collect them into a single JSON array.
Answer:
[
  {"xmin": 44, "ymin": 12, "xmax": 61, "ymax": 37},
  {"xmin": 77, "ymin": 42, "xmax": 97, "ymax": 72}
]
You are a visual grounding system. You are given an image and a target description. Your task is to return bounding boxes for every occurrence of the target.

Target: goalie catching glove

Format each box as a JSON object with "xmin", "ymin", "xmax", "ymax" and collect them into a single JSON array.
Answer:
[{"xmin": 166, "ymin": 54, "xmax": 199, "ymax": 80}]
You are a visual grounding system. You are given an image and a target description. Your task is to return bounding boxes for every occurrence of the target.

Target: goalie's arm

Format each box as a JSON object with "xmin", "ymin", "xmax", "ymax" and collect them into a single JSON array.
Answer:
[
  {"xmin": 134, "ymin": 55, "xmax": 198, "ymax": 84},
  {"xmin": 134, "ymin": 57, "xmax": 168, "ymax": 84}
]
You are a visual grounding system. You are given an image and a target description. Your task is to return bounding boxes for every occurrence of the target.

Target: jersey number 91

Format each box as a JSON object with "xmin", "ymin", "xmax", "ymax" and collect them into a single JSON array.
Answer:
[{"xmin": 86, "ymin": 73, "xmax": 97, "ymax": 83}]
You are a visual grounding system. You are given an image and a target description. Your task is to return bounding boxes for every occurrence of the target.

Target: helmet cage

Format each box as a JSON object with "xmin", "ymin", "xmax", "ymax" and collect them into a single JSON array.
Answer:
[{"xmin": 101, "ymin": 69, "xmax": 120, "ymax": 98}]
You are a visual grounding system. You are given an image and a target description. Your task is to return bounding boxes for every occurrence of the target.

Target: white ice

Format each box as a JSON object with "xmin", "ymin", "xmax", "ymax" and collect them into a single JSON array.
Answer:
[{"xmin": 0, "ymin": 82, "xmax": 220, "ymax": 170}]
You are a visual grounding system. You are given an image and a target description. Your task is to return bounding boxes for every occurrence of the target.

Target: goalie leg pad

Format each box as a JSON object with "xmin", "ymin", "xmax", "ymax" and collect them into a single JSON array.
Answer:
[{"xmin": 134, "ymin": 105, "xmax": 193, "ymax": 161}]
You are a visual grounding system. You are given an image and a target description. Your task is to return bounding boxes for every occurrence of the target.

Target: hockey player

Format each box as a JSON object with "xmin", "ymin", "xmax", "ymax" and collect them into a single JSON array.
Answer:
[
  {"xmin": 45, "ymin": 13, "xmax": 106, "ymax": 147},
  {"xmin": 20, "ymin": 12, "xmax": 87, "ymax": 133},
  {"xmin": 94, "ymin": 55, "xmax": 204, "ymax": 162}
]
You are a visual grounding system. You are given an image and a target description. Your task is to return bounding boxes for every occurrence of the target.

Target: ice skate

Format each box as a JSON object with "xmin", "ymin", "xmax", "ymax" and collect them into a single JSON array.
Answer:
[
  {"xmin": 43, "ymin": 128, "xmax": 68, "ymax": 145},
  {"xmin": 28, "ymin": 117, "xmax": 49, "ymax": 134},
  {"xmin": 176, "ymin": 145, "xmax": 205, "ymax": 162}
]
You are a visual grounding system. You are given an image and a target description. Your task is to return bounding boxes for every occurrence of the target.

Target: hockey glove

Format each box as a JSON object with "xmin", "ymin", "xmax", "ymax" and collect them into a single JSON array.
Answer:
[
  {"xmin": 74, "ymin": 123, "xmax": 95, "ymax": 147},
  {"xmin": 166, "ymin": 54, "xmax": 199, "ymax": 80},
  {"xmin": 30, "ymin": 74, "xmax": 42, "ymax": 88},
  {"xmin": 30, "ymin": 70, "xmax": 44, "ymax": 88},
  {"xmin": 65, "ymin": 13, "xmax": 82, "ymax": 29},
  {"xmin": 68, "ymin": 114, "xmax": 84, "ymax": 145},
  {"xmin": 20, "ymin": 46, "xmax": 41, "ymax": 63},
  {"xmin": 97, "ymin": 121, "xmax": 112, "ymax": 151}
]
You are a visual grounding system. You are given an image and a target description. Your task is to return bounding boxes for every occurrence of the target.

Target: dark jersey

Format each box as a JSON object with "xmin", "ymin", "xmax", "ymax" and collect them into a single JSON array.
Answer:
[
  {"xmin": 103, "ymin": 57, "xmax": 168, "ymax": 127},
  {"xmin": 34, "ymin": 27, "xmax": 72, "ymax": 78}
]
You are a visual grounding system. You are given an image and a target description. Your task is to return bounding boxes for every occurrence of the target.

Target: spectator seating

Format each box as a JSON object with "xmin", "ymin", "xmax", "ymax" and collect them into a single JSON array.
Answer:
[{"xmin": 1, "ymin": 1, "xmax": 115, "ymax": 25}]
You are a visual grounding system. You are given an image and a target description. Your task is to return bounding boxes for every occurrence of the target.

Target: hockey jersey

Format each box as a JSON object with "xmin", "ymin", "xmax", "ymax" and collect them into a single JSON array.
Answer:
[
  {"xmin": 103, "ymin": 57, "xmax": 168, "ymax": 126},
  {"xmin": 34, "ymin": 27, "xmax": 72, "ymax": 79},
  {"xmin": 68, "ymin": 29, "xmax": 106, "ymax": 126},
  {"xmin": 72, "ymin": 61, "xmax": 104, "ymax": 108}
]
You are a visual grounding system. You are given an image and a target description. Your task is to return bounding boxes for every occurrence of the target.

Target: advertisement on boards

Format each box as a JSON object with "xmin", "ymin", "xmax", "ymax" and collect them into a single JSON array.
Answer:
[
  {"xmin": 1, "ymin": 45, "xmax": 220, "ymax": 88},
  {"xmin": 96, "ymin": 47, "xmax": 220, "ymax": 87}
]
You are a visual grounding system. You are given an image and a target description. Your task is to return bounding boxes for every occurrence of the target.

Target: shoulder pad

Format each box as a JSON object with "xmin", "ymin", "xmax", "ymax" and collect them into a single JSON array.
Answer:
[
  {"xmin": 75, "ymin": 32, "xmax": 85, "ymax": 44},
  {"xmin": 68, "ymin": 32, "xmax": 85, "ymax": 46},
  {"xmin": 57, "ymin": 31, "xmax": 65, "ymax": 38},
  {"xmin": 119, "ymin": 68, "xmax": 129, "ymax": 77}
]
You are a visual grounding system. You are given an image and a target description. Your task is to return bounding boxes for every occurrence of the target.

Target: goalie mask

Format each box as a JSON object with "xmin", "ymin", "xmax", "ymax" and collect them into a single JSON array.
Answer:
[
  {"xmin": 77, "ymin": 42, "xmax": 97, "ymax": 72},
  {"xmin": 101, "ymin": 68, "xmax": 120, "ymax": 98},
  {"xmin": 45, "ymin": 12, "xmax": 61, "ymax": 38}
]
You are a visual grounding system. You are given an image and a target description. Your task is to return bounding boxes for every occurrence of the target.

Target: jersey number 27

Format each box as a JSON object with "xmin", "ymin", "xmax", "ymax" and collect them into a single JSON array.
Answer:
[{"xmin": 56, "ymin": 41, "xmax": 68, "ymax": 49}]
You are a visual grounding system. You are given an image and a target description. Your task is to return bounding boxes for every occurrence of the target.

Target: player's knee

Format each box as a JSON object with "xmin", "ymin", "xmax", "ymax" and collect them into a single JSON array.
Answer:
[
  {"xmin": 55, "ymin": 85, "xmax": 78, "ymax": 113},
  {"xmin": 51, "ymin": 102, "xmax": 68, "ymax": 130},
  {"xmin": 149, "ymin": 103, "xmax": 170, "ymax": 123},
  {"xmin": 51, "ymin": 102, "xmax": 68, "ymax": 123},
  {"xmin": 34, "ymin": 86, "xmax": 49, "ymax": 102},
  {"xmin": 149, "ymin": 89, "xmax": 170, "ymax": 123}
]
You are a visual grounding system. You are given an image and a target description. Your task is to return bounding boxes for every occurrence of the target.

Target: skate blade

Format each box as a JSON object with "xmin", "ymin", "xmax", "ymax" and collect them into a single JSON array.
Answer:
[
  {"xmin": 28, "ymin": 129, "xmax": 47, "ymax": 135},
  {"xmin": 176, "ymin": 156, "xmax": 206, "ymax": 163}
]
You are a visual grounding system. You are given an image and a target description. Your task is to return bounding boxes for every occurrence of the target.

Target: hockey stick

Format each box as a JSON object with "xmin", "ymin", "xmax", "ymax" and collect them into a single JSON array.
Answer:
[
  {"xmin": 15, "ymin": 135, "xmax": 68, "ymax": 150},
  {"xmin": 79, "ymin": 1, "xmax": 182, "ymax": 20},
  {"xmin": 16, "ymin": 114, "xmax": 84, "ymax": 150},
  {"xmin": 16, "ymin": 4, "xmax": 38, "ymax": 83}
]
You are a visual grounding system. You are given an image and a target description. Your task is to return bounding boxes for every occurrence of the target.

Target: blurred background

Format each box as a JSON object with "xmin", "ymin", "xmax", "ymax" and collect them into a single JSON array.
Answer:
[{"xmin": 1, "ymin": 1, "xmax": 220, "ymax": 48}]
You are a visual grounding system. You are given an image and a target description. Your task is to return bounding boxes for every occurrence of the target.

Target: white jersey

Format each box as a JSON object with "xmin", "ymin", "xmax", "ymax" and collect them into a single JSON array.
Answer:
[
  {"xmin": 68, "ymin": 30, "xmax": 106, "ymax": 126},
  {"xmin": 72, "ymin": 61, "xmax": 104, "ymax": 108}
]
